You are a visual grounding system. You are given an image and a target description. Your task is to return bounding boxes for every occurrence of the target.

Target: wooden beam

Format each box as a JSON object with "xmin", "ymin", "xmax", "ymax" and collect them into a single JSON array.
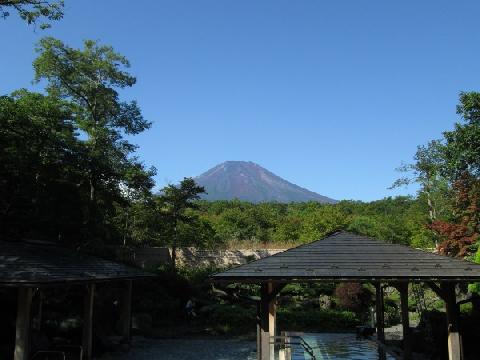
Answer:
[
  {"xmin": 266, "ymin": 282, "xmax": 285, "ymax": 303},
  {"xmin": 442, "ymin": 283, "xmax": 462, "ymax": 360},
  {"xmin": 82, "ymin": 284, "xmax": 95, "ymax": 360},
  {"xmin": 375, "ymin": 283, "xmax": 385, "ymax": 343},
  {"xmin": 120, "ymin": 280, "xmax": 133, "ymax": 345},
  {"xmin": 397, "ymin": 283, "xmax": 412, "ymax": 360},
  {"xmin": 14, "ymin": 287, "xmax": 33, "ymax": 360},
  {"xmin": 426, "ymin": 282, "xmax": 447, "ymax": 301},
  {"xmin": 259, "ymin": 282, "xmax": 278, "ymax": 360}
]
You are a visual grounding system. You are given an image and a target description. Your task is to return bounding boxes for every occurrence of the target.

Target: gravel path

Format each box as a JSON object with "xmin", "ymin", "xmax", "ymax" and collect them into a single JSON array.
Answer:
[{"xmin": 101, "ymin": 337, "xmax": 257, "ymax": 360}]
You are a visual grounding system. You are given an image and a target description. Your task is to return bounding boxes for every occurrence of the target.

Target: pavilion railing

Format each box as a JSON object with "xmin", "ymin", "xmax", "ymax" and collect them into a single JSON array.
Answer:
[{"xmin": 272, "ymin": 335, "xmax": 316, "ymax": 360}]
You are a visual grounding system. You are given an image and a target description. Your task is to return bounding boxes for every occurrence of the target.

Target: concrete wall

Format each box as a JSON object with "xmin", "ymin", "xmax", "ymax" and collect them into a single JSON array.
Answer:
[{"xmin": 117, "ymin": 247, "xmax": 285, "ymax": 269}]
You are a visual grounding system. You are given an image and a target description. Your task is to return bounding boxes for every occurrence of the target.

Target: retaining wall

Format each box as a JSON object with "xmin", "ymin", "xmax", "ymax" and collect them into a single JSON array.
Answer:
[{"xmin": 117, "ymin": 247, "xmax": 285, "ymax": 269}]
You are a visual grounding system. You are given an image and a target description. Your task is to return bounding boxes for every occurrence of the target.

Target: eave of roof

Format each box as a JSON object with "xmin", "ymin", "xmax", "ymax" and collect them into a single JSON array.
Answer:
[
  {"xmin": 212, "ymin": 231, "xmax": 480, "ymax": 283},
  {"xmin": 0, "ymin": 241, "xmax": 155, "ymax": 287}
]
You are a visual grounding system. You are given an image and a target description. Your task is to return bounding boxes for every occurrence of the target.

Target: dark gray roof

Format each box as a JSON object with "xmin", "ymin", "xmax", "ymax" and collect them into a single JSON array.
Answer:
[
  {"xmin": 212, "ymin": 231, "xmax": 480, "ymax": 283},
  {"xmin": 0, "ymin": 241, "xmax": 154, "ymax": 287}
]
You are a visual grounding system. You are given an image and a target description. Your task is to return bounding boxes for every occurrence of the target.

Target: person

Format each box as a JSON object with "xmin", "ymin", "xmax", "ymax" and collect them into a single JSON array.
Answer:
[{"xmin": 185, "ymin": 299, "xmax": 196, "ymax": 320}]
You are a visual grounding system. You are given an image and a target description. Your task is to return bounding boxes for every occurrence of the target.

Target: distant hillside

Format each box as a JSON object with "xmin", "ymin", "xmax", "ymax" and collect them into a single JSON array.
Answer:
[{"xmin": 194, "ymin": 161, "xmax": 336, "ymax": 203}]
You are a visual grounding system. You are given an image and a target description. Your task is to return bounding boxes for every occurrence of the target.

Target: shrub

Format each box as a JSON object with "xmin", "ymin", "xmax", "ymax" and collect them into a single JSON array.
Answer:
[
  {"xmin": 277, "ymin": 308, "xmax": 360, "ymax": 332},
  {"xmin": 202, "ymin": 303, "xmax": 256, "ymax": 335},
  {"xmin": 334, "ymin": 283, "xmax": 372, "ymax": 312}
]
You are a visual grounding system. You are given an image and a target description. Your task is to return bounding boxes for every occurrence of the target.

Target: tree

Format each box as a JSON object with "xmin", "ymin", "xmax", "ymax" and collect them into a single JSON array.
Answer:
[
  {"xmin": 443, "ymin": 92, "xmax": 480, "ymax": 179},
  {"xmin": 334, "ymin": 283, "xmax": 372, "ymax": 313},
  {"xmin": 158, "ymin": 178, "xmax": 206, "ymax": 269},
  {"xmin": 398, "ymin": 92, "xmax": 480, "ymax": 256},
  {"xmin": 430, "ymin": 176, "xmax": 479, "ymax": 257},
  {"xmin": 0, "ymin": 90, "xmax": 85, "ymax": 242},
  {"xmin": 0, "ymin": 0, "xmax": 64, "ymax": 29},
  {"xmin": 33, "ymin": 37, "xmax": 155, "ymax": 242},
  {"xmin": 431, "ymin": 92, "xmax": 480, "ymax": 256},
  {"xmin": 391, "ymin": 141, "xmax": 449, "ymax": 246}
]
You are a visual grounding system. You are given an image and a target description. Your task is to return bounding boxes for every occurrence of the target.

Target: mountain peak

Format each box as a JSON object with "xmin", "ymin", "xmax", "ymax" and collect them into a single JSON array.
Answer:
[{"xmin": 195, "ymin": 161, "xmax": 336, "ymax": 203}]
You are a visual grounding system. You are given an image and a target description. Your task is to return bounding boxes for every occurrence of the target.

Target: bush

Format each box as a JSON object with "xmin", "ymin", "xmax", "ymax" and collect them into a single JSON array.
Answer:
[
  {"xmin": 277, "ymin": 308, "xmax": 360, "ymax": 332},
  {"xmin": 335, "ymin": 283, "xmax": 373, "ymax": 313},
  {"xmin": 202, "ymin": 303, "xmax": 256, "ymax": 335},
  {"xmin": 383, "ymin": 298, "xmax": 400, "ymax": 326}
]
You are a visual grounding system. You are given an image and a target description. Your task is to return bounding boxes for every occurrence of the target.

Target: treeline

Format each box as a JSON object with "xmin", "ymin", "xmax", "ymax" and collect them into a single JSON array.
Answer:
[{"xmin": 159, "ymin": 197, "xmax": 433, "ymax": 249}]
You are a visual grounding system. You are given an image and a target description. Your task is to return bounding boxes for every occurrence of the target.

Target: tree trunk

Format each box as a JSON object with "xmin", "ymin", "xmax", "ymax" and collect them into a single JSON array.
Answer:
[
  {"xmin": 425, "ymin": 179, "xmax": 439, "ymax": 248},
  {"xmin": 171, "ymin": 217, "xmax": 177, "ymax": 270},
  {"xmin": 89, "ymin": 177, "xmax": 95, "ymax": 202}
]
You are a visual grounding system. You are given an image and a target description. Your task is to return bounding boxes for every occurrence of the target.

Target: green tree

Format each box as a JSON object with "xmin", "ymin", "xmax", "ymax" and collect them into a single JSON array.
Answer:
[
  {"xmin": 431, "ymin": 93, "xmax": 480, "ymax": 256},
  {"xmin": 300, "ymin": 205, "xmax": 348, "ymax": 242},
  {"xmin": 443, "ymin": 92, "xmax": 480, "ymax": 179},
  {"xmin": 33, "ymin": 37, "xmax": 155, "ymax": 241},
  {"xmin": 391, "ymin": 141, "xmax": 450, "ymax": 246},
  {"xmin": 398, "ymin": 92, "xmax": 480, "ymax": 256},
  {"xmin": 0, "ymin": 90, "xmax": 84, "ymax": 242},
  {"xmin": 0, "ymin": 0, "xmax": 64, "ymax": 29},
  {"xmin": 158, "ymin": 178, "xmax": 206, "ymax": 268}
]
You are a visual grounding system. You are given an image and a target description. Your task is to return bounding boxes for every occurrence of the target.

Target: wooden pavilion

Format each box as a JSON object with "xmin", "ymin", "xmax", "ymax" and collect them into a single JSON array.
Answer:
[
  {"xmin": 0, "ymin": 241, "xmax": 153, "ymax": 360},
  {"xmin": 212, "ymin": 231, "xmax": 480, "ymax": 360}
]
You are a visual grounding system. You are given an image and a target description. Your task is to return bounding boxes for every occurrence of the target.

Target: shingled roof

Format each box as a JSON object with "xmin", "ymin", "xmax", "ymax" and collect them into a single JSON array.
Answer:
[
  {"xmin": 0, "ymin": 241, "xmax": 153, "ymax": 287},
  {"xmin": 212, "ymin": 231, "xmax": 480, "ymax": 283}
]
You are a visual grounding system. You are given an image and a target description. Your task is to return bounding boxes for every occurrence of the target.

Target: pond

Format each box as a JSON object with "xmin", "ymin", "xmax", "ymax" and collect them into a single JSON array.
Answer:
[{"xmin": 291, "ymin": 333, "xmax": 396, "ymax": 360}]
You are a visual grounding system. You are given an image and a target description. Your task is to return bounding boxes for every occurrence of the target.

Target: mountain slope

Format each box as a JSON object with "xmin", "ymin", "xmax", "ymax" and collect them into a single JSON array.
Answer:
[{"xmin": 195, "ymin": 161, "xmax": 336, "ymax": 203}]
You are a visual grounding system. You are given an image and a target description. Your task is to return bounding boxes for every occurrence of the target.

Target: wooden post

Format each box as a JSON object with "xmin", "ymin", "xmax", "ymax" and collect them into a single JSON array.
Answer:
[
  {"xmin": 260, "ymin": 283, "xmax": 270, "ymax": 360},
  {"xmin": 37, "ymin": 290, "xmax": 43, "ymax": 331},
  {"xmin": 256, "ymin": 302, "xmax": 261, "ymax": 360},
  {"xmin": 120, "ymin": 280, "xmax": 133, "ymax": 344},
  {"xmin": 375, "ymin": 283, "xmax": 385, "ymax": 343},
  {"xmin": 82, "ymin": 284, "xmax": 95, "ymax": 360},
  {"xmin": 259, "ymin": 282, "xmax": 278, "ymax": 360},
  {"xmin": 398, "ymin": 283, "xmax": 412, "ymax": 360},
  {"xmin": 257, "ymin": 282, "xmax": 285, "ymax": 360},
  {"xmin": 14, "ymin": 287, "xmax": 33, "ymax": 360},
  {"xmin": 32, "ymin": 289, "xmax": 44, "ymax": 331},
  {"xmin": 268, "ymin": 283, "xmax": 276, "ymax": 360},
  {"xmin": 442, "ymin": 283, "xmax": 461, "ymax": 360}
]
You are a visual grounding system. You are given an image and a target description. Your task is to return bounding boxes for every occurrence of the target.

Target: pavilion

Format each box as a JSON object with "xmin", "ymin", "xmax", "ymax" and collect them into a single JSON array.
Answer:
[
  {"xmin": 0, "ymin": 240, "xmax": 154, "ymax": 360},
  {"xmin": 212, "ymin": 231, "xmax": 480, "ymax": 360}
]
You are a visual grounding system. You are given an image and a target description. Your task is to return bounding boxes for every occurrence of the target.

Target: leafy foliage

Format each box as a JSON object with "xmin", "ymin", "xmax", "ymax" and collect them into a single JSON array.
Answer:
[
  {"xmin": 0, "ymin": 0, "xmax": 64, "ymax": 29},
  {"xmin": 175, "ymin": 197, "xmax": 433, "ymax": 248},
  {"xmin": 30, "ymin": 37, "xmax": 155, "ymax": 245},
  {"xmin": 156, "ymin": 178, "xmax": 206, "ymax": 268},
  {"xmin": 394, "ymin": 92, "xmax": 480, "ymax": 257},
  {"xmin": 1, "ymin": 38, "xmax": 155, "ymax": 249},
  {"xmin": 0, "ymin": 91, "xmax": 84, "ymax": 241},
  {"xmin": 334, "ymin": 282, "xmax": 372, "ymax": 313}
]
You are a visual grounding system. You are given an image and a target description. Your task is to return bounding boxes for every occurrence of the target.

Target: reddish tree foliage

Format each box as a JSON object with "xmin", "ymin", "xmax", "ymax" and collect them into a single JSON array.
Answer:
[
  {"xmin": 431, "ymin": 176, "xmax": 479, "ymax": 257},
  {"xmin": 334, "ymin": 282, "xmax": 372, "ymax": 312},
  {"xmin": 431, "ymin": 221, "xmax": 477, "ymax": 257}
]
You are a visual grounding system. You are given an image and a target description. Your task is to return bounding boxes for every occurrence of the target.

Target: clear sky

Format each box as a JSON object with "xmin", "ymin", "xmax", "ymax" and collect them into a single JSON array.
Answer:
[{"xmin": 2, "ymin": 0, "xmax": 479, "ymax": 201}]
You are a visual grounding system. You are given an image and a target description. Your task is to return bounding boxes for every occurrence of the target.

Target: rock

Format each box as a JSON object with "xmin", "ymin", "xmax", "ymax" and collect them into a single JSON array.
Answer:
[{"xmin": 318, "ymin": 295, "xmax": 332, "ymax": 310}]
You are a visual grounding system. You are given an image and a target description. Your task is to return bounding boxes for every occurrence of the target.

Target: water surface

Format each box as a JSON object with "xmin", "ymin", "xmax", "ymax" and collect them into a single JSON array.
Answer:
[{"xmin": 292, "ymin": 333, "xmax": 395, "ymax": 360}]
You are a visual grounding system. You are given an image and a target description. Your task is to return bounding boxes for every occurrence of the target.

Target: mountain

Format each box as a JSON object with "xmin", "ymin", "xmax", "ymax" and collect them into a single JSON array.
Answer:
[{"xmin": 194, "ymin": 161, "xmax": 336, "ymax": 203}]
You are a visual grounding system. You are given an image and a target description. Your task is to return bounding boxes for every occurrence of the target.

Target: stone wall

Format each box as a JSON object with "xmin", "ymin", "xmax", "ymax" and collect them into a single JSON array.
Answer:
[
  {"xmin": 175, "ymin": 248, "xmax": 285, "ymax": 268},
  {"xmin": 118, "ymin": 247, "xmax": 285, "ymax": 269}
]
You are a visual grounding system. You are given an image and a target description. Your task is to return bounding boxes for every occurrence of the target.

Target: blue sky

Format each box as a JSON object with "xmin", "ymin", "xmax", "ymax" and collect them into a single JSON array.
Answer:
[{"xmin": 2, "ymin": 0, "xmax": 479, "ymax": 201}]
